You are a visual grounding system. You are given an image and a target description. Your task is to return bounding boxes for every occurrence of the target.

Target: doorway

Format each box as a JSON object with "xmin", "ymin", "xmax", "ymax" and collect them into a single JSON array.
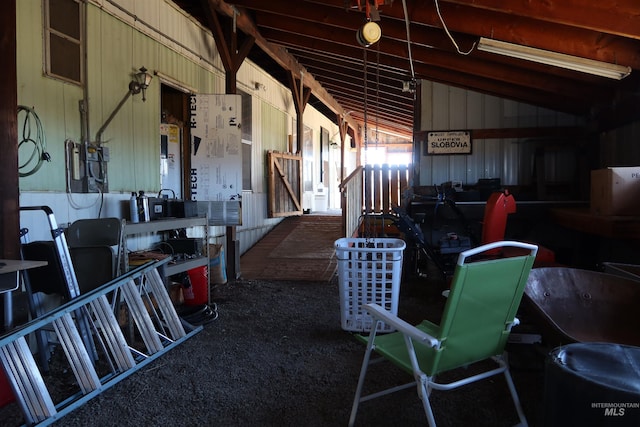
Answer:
[{"xmin": 160, "ymin": 84, "xmax": 190, "ymax": 199}]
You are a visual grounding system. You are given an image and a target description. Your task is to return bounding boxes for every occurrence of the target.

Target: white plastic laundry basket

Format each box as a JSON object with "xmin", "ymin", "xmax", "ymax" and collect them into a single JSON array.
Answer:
[{"xmin": 335, "ymin": 237, "xmax": 406, "ymax": 333}]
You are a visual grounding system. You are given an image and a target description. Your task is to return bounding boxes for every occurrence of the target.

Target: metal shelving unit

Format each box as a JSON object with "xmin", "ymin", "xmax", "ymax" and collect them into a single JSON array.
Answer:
[{"xmin": 123, "ymin": 216, "xmax": 209, "ymax": 278}]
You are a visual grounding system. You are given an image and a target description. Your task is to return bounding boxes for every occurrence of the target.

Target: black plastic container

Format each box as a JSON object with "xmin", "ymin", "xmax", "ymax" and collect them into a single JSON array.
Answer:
[{"xmin": 544, "ymin": 342, "xmax": 640, "ymax": 426}]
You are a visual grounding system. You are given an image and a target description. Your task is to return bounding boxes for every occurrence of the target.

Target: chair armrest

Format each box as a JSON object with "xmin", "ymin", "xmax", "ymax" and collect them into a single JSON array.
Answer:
[
  {"xmin": 457, "ymin": 240, "xmax": 538, "ymax": 265},
  {"xmin": 363, "ymin": 303, "xmax": 440, "ymax": 348},
  {"xmin": 506, "ymin": 317, "xmax": 520, "ymax": 332}
]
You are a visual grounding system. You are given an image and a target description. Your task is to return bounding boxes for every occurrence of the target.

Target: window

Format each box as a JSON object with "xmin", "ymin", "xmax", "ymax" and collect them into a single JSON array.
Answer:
[
  {"xmin": 44, "ymin": 0, "xmax": 83, "ymax": 85},
  {"xmin": 240, "ymin": 90, "xmax": 252, "ymax": 142},
  {"xmin": 303, "ymin": 125, "xmax": 313, "ymax": 192},
  {"xmin": 240, "ymin": 90, "xmax": 252, "ymax": 191},
  {"xmin": 320, "ymin": 127, "xmax": 329, "ymax": 183}
]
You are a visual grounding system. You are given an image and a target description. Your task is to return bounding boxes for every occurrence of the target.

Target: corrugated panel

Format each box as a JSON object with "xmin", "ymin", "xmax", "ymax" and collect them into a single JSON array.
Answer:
[
  {"xmin": 463, "ymin": 92, "xmax": 485, "ymax": 186},
  {"xmin": 16, "ymin": 0, "xmax": 337, "ymax": 262},
  {"xmin": 418, "ymin": 81, "xmax": 586, "ymax": 188},
  {"xmin": 237, "ymin": 62, "xmax": 299, "ymax": 117},
  {"xmin": 261, "ymin": 103, "xmax": 288, "ymax": 152},
  {"xmin": 17, "ymin": 1, "xmax": 84, "ymax": 191},
  {"xmin": 448, "ymin": 87, "xmax": 467, "ymax": 183},
  {"xmin": 432, "ymin": 84, "xmax": 450, "ymax": 130},
  {"xmin": 205, "ymin": 201, "xmax": 242, "ymax": 225},
  {"xmin": 502, "ymin": 138, "xmax": 520, "ymax": 185},
  {"xmin": 91, "ymin": 10, "xmax": 140, "ymax": 192},
  {"xmin": 600, "ymin": 122, "xmax": 640, "ymax": 167},
  {"xmin": 85, "ymin": 4, "xmax": 228, "ymax": 193},
  {"xmin": 260, "ymin": 103, "xmax": 288, "ymax": 193},
  {"xmin": 482, "ymin": 139, "xmax": 502, "ymax": 181},
  {"xmin": 464, "ymin": 145, "xmax": 483, "ymax": 186}
]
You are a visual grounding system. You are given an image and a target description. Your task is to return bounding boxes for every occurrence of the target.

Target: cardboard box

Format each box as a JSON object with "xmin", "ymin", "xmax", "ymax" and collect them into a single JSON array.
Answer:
[{"xmin": 590, "ymin": 167, "xmax": 640, "ymax": 216}]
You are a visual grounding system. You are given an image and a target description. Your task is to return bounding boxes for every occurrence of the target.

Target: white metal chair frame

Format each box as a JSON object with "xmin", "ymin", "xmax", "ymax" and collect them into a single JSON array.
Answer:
[{"xmin": 348, "ymin": 240, "xmax": 537, "ymax": 427}]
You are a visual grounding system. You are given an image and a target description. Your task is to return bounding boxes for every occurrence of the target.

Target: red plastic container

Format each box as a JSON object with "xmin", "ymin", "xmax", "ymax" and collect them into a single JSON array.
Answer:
[
  {"xmin": 184, "ymin": 266, "xmax": 208, "ymax": 306},
  {"xmin": 0, "ymin": 368, "xmax": 15, "ymax": 408}
]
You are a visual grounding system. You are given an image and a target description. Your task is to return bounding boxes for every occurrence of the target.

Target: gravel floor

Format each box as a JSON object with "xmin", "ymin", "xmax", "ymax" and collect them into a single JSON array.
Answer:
[{"xmin": 1, "ymin": 275, "xmax": 548, "ymax": 427}]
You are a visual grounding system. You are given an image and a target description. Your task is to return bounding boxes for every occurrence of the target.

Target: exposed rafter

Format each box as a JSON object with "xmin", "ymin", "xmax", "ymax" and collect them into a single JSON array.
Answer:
[
  {"xmin": 173, "ymin": 0, "xmax": 640, "ymax": 138},
  {"xmin": 202, "ymin": 0, "xmax": 360, "ymax": 135}
]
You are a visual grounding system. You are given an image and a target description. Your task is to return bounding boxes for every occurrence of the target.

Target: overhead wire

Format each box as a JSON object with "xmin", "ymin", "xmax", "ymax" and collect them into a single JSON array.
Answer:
[
  {"xmin": 400, "ymin": 0, "xmax": 417, "ymax": 81},
  {"xmin": 433, "ymin": 0, "xmax": 476, "ymax": 55},
  {"xmin": 363, "ymin": 37, "xmax": 371, "ymax": 239},
  {"xmin": 375, "ymin": 41, "xmax": 380, "ymax": 147},
  {"xmin": 363, "ymin": 47, "xmax": 368, "ymax": 157}
]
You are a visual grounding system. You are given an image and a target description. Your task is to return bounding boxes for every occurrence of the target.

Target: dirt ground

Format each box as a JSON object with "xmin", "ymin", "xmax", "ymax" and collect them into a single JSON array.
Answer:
[{"xmin": 1, "ymin": 271, "xmax": 551, "ymax": 427}]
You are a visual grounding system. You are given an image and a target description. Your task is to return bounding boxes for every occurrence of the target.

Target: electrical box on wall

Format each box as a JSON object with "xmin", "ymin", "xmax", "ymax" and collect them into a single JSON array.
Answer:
[{"xmin": 66, "ymin": 140, "xmax": 110, "ymax": 193}]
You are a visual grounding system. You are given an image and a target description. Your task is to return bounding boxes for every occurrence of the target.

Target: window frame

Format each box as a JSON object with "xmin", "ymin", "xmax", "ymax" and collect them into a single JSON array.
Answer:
[
  {"xmin": 239, "ymin": 90, "xmax": 253, "ymax": 192},
  {"xmin": 43, "ymin": 0, "xmax": 84, "ymax": 86}
]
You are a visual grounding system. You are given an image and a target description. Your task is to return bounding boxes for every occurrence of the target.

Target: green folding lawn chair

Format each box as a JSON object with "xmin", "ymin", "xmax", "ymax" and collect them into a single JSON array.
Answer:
[{"xmin": 348, "ymin": 240, "xmax": 538, "ymax": 427}]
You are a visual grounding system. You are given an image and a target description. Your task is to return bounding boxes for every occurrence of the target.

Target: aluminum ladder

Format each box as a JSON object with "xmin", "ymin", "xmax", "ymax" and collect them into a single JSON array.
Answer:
[
  {"xmin": 0, "ymin": 259, "xmax": 202, "ymax": 426},
  {"xmin": 19, "ymin": 206, "xmax": 98, "ymax": 366}
]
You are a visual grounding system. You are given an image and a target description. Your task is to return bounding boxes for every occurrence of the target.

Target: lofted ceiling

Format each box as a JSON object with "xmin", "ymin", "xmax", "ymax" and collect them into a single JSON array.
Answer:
[{"xmin": 173, "ymin": 0, "xmax": 640, "ymax": 141}]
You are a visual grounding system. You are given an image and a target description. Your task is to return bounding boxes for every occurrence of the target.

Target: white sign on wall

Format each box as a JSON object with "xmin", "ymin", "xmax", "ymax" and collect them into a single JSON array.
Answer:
[
  {"xmin": 426, "ymin": 130, "xmax": 472, "ymax": 155},
  {"xmin": 189, "ymin": 94, "xmax": 242, "ymax": 201},
  {"xmin": 160, "ymin": 123, "xmax": 182, "ymax": 199}
]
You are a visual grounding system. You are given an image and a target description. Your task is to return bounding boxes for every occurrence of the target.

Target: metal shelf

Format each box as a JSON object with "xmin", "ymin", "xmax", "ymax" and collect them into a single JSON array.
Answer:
[
  {"xmin": 123, "ymin": 216, "xmax": 207, "ymax": 235},
  {"xmin": 164, "ymin": 256, "xmax": 208, "ymax": 276},
  {"xmin": 122, "ymin": 217, "xmax": 210, "ymax": 304}
]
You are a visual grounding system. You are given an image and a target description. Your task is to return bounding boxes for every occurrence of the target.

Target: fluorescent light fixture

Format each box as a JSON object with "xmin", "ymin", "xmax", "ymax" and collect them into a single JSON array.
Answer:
[{"xmin": 477, "ymin": 37, "xmax": 631, "ymax": 80}]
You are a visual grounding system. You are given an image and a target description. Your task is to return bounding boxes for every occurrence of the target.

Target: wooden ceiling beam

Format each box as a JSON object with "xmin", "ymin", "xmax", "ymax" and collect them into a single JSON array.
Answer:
[
  {"xmin": 298, "ymin": 59, "xmax": 412, "ymax": 101},
  {"xmin": 172, "ymin": 0, "xmax": 640, "ymax": 136},
  {"xmin": 204, "ymin": 0, "xmax": 360, "ymax": 132},
  {"xmin": 200, "ymin": 0, "xmax": 255, "ymax": 93},
  {"xmin": 343, "ymin": 110, "xmax": 414, "ymax": 136},
  {"xmin": 232, "ymin": 0, "xmax": 477, "ymax": 53},
  {"xmin": 409, "ymin": 63, "xmax": 591, "ymax": 115},
  {"xmin": 256, "ymin": 12, "xmax": 615, "ymax": 90},
  {"xmin": 314, "ymin": 83, "xmax": 413, "ymax": 121},
  {"xmin": 291, "ymin": 46, "xmax": 591, "ymax": 115},
  {"xmin": 440, "ymin": 0, "xmax": 640, "ymax": 40},
  {"xmin": 290, "ymin": 48, "xmax": 411, "ymax": 78},
  {"xmin": 261, "ymin": 26, "xmax": 608, "ymax": 106},
  {"xmin": 307, "ymin": 0, "xmax": 640, "ymax": 69}
]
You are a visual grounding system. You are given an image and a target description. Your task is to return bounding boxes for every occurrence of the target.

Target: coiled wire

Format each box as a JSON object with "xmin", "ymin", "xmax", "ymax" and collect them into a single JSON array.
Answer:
[{"xmin": 18, "ymin": 105, "xmax": 51, "ymax": 177}]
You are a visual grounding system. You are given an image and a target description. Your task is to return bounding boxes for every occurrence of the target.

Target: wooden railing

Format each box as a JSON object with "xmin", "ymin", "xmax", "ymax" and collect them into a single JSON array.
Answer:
[
  {"xmin": 339, "ymin": 167, "xmax": 363, "ymax": 238},
  {"xmin": 339, "ymin": 164, "xmax": 411, "ymax": 237}
]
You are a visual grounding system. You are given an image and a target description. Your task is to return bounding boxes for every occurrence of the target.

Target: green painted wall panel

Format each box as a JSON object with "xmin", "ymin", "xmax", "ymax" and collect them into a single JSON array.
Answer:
[
  {"xmin": 261, "ymin": 103, "xmax": 287, "ymax": 152},
  {"xmin": 260, "ymin": 103, "xmax": 288, "ymax": 192},
  {"xmin": 17, "ymin": 0, "xmax": 83, "ymax": 191},
  {"xmin": 15, "ymin": 1, "xmax": 327, "ymax": 204}
]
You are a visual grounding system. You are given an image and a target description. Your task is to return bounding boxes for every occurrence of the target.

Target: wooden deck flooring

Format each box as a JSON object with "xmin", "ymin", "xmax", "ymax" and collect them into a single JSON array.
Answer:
[{"xmin": 239, "ymin": 214, "xmax": 342, "ymax": 282}]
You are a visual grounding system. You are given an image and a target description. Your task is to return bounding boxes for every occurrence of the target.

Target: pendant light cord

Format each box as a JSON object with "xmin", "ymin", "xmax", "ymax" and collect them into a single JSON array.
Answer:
[
  {"xmin": 434, "ymin": 0, "xmax": 476, "ymax": 55},
  {"xmin": 401, "ymin": 0, "xmax": 416, "ymax": 79}
]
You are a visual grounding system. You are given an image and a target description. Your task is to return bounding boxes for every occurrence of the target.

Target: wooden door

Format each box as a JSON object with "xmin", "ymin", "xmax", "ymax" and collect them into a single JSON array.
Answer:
[{"xmin": 267, "ymin": 151, "xmax": 303, "ymax": 217}]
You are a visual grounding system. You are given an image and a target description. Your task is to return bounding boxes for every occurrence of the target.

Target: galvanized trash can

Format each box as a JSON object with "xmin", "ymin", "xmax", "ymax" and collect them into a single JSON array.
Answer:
[
  {"xmin": 335, "ymin": 237, "xmax": 406, "ymax": 333},
  {"xmin": 544, "ymin": 342, "xmax": 640, "ymax": 426}
]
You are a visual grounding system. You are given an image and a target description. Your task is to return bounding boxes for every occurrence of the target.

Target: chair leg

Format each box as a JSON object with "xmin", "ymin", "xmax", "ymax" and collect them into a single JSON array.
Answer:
[
  {"xmin": 502, "ymin": 368, "xmax": 528, "ymax": 427},
  {"xmin": 348, "ymin": 339, "xmax": 377, "ymax": 427},
  {"xmin": 416, "ymin": 375, "xmax": 438, "ymax": 427}
]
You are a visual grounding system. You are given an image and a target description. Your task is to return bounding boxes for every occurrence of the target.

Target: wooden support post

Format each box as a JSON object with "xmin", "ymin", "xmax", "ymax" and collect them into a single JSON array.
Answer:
[
  {"xmin": 288, "ymin": 71, "xmax": 312, "ymax": 154},
  {"xmin": 338, "ymin": 113, "xmax": 349, "ymax": 183},
  {"xmin": 0, "ymin": 1, "xmax": 19, "ymax": 260},
  {"xmin": 200, "ymin": 2, "xmax": 255, "ymax": 280}
]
